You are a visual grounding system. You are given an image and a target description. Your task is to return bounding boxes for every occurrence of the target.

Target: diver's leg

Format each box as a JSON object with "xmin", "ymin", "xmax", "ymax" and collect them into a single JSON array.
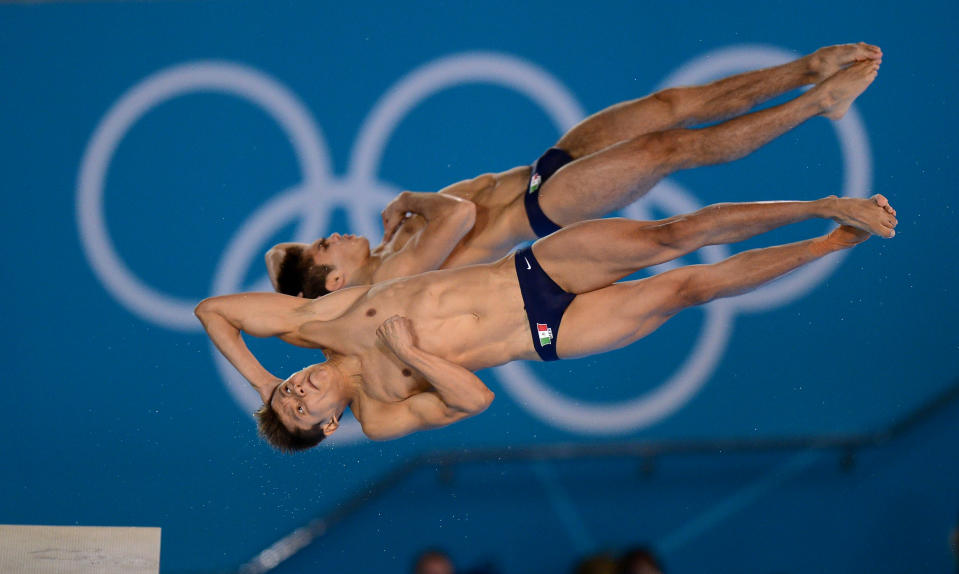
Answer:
[
  {"xmin": 554, "ymin": 43, "xmax": 882, "ymax": 157},
  {"xmin": 531, "ymin": 194, "xmax": 895, "ymax": 295},
  {"xmin": 555, "ymin": 225, "xmax": 872, "ymax": 359},
  {"xmin": 535, "ymin": 61, "xmax": 880, "ymax": 227}
]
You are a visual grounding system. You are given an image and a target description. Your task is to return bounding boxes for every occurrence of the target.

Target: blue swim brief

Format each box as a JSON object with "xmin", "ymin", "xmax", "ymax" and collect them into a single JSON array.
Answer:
[
  {"xmin": 513, "ymin": 245, "xmax": 576, "ymax": 361},
  {"xmin": 523, "ymin": 147, "xmax": 575, "ymax": 238}
]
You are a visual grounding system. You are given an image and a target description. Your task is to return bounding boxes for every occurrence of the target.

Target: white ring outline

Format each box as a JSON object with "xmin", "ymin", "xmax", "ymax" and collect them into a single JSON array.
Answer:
[
  {"xmin": 76, "ymin": 61, "xmax": 332, "ymax": 331},
  {"xmin": 349, "ymin": 52, "xmax": 585, "ymax": 181}
]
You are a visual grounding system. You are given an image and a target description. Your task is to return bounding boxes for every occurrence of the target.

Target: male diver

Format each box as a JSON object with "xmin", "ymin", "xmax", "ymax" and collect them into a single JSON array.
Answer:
[
  {"xmin": 197, "ymin": 192, "xmax": 897, "ymax": 450},
  {"xmin": 266, "ymin": 45, "xmax": 882, "ymax": 298}
]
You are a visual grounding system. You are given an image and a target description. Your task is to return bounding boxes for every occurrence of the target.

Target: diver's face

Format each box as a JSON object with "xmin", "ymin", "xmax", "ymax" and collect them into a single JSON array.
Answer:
[
  {"xmin": 306, "ymin": 233, "xmax": 370, "ymax": 278},
  {"xmin": 270, "ymin": 364, "xmax": 340, "ymax": 433}
]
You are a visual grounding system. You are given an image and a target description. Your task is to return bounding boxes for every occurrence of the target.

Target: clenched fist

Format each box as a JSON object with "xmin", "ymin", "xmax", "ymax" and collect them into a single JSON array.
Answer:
[
  {"xmin": 376, "ymin": 315, "xmax": 418, "ymax": 357},
  {"xmin": 381, "ymin": 191, "xmax": 413, "ymax": 243}
]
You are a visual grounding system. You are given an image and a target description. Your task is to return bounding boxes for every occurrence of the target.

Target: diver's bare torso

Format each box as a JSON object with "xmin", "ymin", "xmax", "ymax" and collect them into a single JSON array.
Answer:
[
  {"xmin": 298, "ymin": 254, "xmax": 534, "ymax": 412},
  {"xmin": 370, "ymin": 167, "xmax": 534, "ymax": 272}
]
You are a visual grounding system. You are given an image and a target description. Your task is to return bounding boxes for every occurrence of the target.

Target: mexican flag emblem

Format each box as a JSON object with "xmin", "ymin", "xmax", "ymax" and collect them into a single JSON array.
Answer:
[
  {"xmin": 529, "ymin": 173, "xmax": 542, "ymax": 194},
  {"xmin": 536, "ymin": 323, "xmax": 553, "ymax": 346}
]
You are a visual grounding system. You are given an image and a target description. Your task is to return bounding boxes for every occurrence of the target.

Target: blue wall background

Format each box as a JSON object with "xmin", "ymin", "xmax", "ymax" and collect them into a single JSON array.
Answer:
[{"xmin": 1, "ymin": 1, "xmax": 957, "ymax": 572}]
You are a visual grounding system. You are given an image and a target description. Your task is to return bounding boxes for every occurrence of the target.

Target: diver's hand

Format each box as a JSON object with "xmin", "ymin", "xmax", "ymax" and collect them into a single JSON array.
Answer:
[
  {"xmin": 257, "ymin": 375, "xmax": 285, "ymax": 404},
  {"xmin": 376, "ymin": 315, "xmax": 418, "ymax": 359},
  {"xmin": 381, "ymin": 191, "xmax": 413, "ymax": 243}
]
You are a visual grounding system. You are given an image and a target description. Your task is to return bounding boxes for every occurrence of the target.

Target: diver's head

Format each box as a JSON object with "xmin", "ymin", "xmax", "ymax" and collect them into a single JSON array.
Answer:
[
  {"xmin": 255, "ymin": 363, "xmax": 347, "ymax": 453},
  {"xmin": 269, "ymin": 234, "xmax": 371, "ymax": 298}
]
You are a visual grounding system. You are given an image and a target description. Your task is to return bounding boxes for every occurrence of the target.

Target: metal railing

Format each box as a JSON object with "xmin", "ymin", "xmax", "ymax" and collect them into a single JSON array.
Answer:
[{"xmin": 236, "ymin": 378, "xmax": 959, "ymax": 574}]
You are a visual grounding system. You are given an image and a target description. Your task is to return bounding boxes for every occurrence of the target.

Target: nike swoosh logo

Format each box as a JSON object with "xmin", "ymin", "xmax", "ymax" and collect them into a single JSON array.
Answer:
[{"xmin": 524, "ymin": 257, "xmax": 532, "ymax": 270}]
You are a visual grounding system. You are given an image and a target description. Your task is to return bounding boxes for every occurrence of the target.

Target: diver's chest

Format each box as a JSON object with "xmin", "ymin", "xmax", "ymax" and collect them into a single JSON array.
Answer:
[{"xmin": 360, "ymin": 356, "xmax": 428, "ymax": 403}]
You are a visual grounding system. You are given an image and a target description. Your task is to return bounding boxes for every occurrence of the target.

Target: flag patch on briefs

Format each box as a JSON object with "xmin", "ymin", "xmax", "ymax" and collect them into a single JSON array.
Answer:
[
  {"xmin": 536, "ymin": 323, "xmax": 553, "ymax": 346},
  {"xmin": 529, "ymin": 173, "xmax": 542, "ymax": 193}
]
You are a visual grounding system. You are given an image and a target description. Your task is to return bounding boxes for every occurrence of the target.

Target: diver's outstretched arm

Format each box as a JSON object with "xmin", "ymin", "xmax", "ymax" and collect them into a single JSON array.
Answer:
[{"xmin": 194, "ymin": 292, "xmax": 313, "ymax": 400}]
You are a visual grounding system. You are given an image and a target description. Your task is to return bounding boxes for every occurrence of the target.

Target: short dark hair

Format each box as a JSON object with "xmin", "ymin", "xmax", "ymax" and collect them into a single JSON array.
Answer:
[
  {"xmin": 254, "ymin": 402, "xmax": 326, "ymax": 453},
  {"xmin": 275, "ymin": 245, "xmax": 335, "ymax": 299}
]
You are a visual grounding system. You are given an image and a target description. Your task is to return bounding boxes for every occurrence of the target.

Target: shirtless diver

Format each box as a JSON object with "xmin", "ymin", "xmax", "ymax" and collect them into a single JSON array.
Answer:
[
  {"xmin": 267, "ymin": 45, "xmax": 882, "ymax": 298},
  {"xmin": 197, "ymin": 193, "xmax": 897, "ymax": 450}
]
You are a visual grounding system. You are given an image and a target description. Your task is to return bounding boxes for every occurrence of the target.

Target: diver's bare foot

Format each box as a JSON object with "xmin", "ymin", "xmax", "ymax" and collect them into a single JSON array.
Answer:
[
  {"xmin": 872, "ymin": 193, "xmax": 897, "ymax": 218},
  {"xmin": 828, "ymin": 194, "xmax": 898, "ymax": 238},
  {"xmin": 807, "ymin": 42, "xmax": 882, "ymax": 82},
  {"xmin": 817, "ymin": 61, "xmax": 880, "ymax": 120}
]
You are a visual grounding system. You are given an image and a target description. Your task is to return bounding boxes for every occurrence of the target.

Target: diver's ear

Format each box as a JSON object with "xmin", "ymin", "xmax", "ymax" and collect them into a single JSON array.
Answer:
[
  {"xmin": 325, "ymin": 269, "xmax": 346, "ymax": 292},
  {"xmin": 322, "ymin": 414, "xmax": 340, "ymax": 435}
]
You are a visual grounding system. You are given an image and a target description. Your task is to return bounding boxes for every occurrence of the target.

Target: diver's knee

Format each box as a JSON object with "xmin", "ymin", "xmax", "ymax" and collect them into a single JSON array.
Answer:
[
  {"xmin": 643, "ymin": 217, "xmax": 698, "ymax": 253},
  {"xmin": 673, "ymin": 268, "xmax": 716, "ymax": 308},
  {"xmin": 633, "ymin": 129, "xmax": 698, "ymax": 170}
]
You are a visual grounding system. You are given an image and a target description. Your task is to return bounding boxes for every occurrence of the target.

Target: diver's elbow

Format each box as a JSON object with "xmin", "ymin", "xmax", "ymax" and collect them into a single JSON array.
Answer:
[
  {"xmin": 194, "ymin": 297, "xmax": 220, "ymax": 321},
  {"xmin": 453, "ymin": 199, "xmax": 477, "ymax": 231},
  {"xmin": 468, "ymin": 389, "xmax": 495, "ymax": 414}
]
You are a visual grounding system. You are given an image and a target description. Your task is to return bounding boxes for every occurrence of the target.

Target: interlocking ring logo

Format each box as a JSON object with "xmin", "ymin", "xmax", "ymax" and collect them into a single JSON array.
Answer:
[{"xmin": 76, "ymin": 47, "xmax": 871, "ymax": 444}]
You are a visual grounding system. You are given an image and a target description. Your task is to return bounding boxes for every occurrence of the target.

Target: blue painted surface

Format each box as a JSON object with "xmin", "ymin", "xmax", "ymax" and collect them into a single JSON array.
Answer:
[{"xmin": 1, "ymin": 1, "xmax": 956, "ymax": 572}]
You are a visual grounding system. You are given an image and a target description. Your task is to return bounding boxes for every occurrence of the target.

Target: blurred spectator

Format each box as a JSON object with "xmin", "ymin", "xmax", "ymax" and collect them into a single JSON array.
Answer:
[
  {"xmin": 413, "ymin": 548, "xmax": 455, "ymax": 574},
  {"xmin": 573, "ymin": 553, "xmax": 618, "ymax": 574},
  {"xmin": 951, "ymin": 512, "xmax": 958, "ymax": 573},
  {"xmin": 619, "ymin": 546, "xmax": 664, "ymax": 574}
]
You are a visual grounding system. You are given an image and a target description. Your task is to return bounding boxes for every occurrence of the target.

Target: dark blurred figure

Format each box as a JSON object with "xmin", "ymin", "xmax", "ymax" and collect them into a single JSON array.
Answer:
[
  {"xmin": 951, "ymin": 511, "xmax": 958, "ymax": 573},
  {"xmin": 573, "ymin": 553, "xmax": 618, "ymax": 574},
  {"xmin": 413, "ymin": 548, "xmax": 455, "ymax": 574},
  {"xmin": 619, "ymin": 546, "xmax": 664, "ymax": 574}
]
